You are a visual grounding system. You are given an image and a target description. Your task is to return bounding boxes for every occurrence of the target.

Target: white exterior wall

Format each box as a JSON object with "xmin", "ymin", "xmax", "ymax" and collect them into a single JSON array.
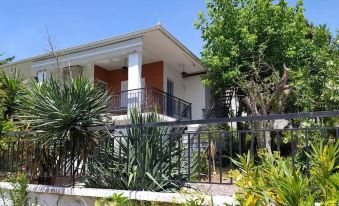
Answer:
[
  {"xmin": 184, "ymin": 75, "xmax": 207, "ymax": 120},
  {"xmin": 163, "ymin": 62, "xmax": 185, "ymax": 100},
  {"xmin": 3, "ymin": 62, "xmax": 95, "ymax": 82},
  {"xmin": 163, "ymin": 63, "xmax": 208, "ymax": 120},
  {"xmin": 3, "ymin": 61, "xmax": 35, "ymax": 80}
]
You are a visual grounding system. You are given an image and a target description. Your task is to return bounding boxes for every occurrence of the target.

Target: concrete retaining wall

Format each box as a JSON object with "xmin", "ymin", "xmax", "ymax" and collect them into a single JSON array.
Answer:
[{"xmin": 0, "ymin": 182, "xmax": 237, "ymax": 206}]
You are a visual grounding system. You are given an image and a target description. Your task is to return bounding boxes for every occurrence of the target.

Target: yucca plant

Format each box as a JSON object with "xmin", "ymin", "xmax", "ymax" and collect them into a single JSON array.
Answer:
[
  {"xmin": 86, "ymin": 108, "xmax": 185, "ymax": 191},
  {"xmin": 18, "ymin": 75, "xmax": 111, "ymax": 184}
]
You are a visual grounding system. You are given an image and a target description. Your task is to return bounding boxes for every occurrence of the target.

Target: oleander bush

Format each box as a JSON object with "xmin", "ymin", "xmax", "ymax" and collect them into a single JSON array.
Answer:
[{"xmin": 229, "ymin": 140, "xmax": 339, "ymax": 206}]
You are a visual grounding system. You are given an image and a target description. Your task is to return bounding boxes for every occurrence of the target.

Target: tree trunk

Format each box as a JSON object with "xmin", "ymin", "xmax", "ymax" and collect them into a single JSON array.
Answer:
[
  {"xmin": 236, "ymin": 102, "xmax": 247, "ymax": 153},
  {"xmin": 253, "ymin": 120, "xmax": 272, "ymax": 152}
]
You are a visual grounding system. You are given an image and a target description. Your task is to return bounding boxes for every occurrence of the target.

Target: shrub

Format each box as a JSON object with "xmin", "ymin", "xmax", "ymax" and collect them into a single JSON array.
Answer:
[
  {"xmin": 230, "ymin": 140, "xmax": 339, "ymax": 205},
  {"xmin": 86, "ymin": 109, "xmax": 185, "ymax": 191},
  {"xmin": 17, "ymin": 75, "xmax": 110, "ymax": 184},
  {"xmin": 0, "ymin": 173, "xmax": 29, "ymax": 206},
  {"xmin": 0, "ymin": 70, "xmax": 26, "ymax": 120}
]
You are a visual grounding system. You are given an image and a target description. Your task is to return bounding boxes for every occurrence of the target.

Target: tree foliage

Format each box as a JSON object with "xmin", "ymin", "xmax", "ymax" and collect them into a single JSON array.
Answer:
[
  {"xmin": 196, "ymin": 0, "xmax": 339, "ymax": 113},
  {"xmin": 0, "ymin": 54, "xmax": 14, "ymax": 67}
]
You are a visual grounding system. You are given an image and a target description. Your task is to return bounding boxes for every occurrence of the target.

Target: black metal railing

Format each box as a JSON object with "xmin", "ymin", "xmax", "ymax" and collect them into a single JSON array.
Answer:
[
  {"xmin": 202, "ymin": 90, "xmax": 233, "ymax": 119},
  {"xmin": 0, "ymin": 111, "xmax": 338, "ymax": 186},
  {"xmin": 110, "ymin": 87, "xmax": 192, "ymax": 120}
]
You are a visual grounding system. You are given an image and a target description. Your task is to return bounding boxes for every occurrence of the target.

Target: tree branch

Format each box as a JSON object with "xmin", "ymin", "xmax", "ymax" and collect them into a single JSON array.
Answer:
[{"xmin": 266, "ymin": 64, "xmax": 290, "ymax": 111}]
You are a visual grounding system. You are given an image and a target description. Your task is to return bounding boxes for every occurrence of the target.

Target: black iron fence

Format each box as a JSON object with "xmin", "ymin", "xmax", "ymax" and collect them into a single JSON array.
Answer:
[
  {"xmin": 110, "ymin": 88, "xmax": 192, "ymax": 120},
  {"xmin": 0, "ymin": 111, "xmax": 338, "ymax": 187}
]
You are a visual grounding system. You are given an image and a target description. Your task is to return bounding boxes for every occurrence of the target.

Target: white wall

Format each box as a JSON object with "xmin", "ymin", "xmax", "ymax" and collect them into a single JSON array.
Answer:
[
  {"xmin": 163, "ymin": 63, "xmax": 208, "ymax": 120},
  {"xmin": 3, "ymin": 61, "xmax": 35, "ymax": 80},
  {"xmin": 0, "ymin": 182, "xmax": 236, "ymax": 206},
  {"xmin": 163, "ymin": 62, "xmax": 185, "ymax": 100},
  {"xmin": 3, "ymin": 61, "xmax": 95, "ymax": 82},
  {"xmin": 184, "ymin": 75, "xmax": 207, "ymax": 120}
]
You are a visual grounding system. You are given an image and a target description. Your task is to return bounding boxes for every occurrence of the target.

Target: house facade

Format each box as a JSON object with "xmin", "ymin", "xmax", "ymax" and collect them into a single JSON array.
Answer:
[{"xmin": 3, "ymin": 25, "xmax": 212, "ymax": 121}]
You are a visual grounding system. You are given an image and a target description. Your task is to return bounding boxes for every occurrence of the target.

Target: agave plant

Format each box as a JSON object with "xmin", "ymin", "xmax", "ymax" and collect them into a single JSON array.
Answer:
[
  {"xmin": 86, "ymin": 108, "xmax": 186, "ymax": 191},
  {"xmin": 18, "ymin": 75, "xmax": 111, "ymax": 184}
]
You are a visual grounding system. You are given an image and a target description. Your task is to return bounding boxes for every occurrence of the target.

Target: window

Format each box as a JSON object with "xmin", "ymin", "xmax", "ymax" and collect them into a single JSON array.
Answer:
[{"xmin": 37, "ymin": 71, "xmax": 47, "ymax": 84}]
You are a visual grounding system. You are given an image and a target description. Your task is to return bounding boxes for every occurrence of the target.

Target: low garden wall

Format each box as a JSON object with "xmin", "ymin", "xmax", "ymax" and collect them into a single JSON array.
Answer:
[{"xmin": 0, "ymin": 182, "xmax": 237, "ymax": 206}]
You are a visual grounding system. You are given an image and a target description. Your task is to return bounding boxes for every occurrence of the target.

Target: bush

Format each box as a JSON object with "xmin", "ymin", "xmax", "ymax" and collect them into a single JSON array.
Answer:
[
  {"xmin": 17, "ymin": 75, "xmax": 110, "ymax": 184},
  {"xmin": 0, "ymin": 173, "xmax": 29, "ymax": 206},
  {"xmin": 230, "ymin": 140, "xmax": 339, "ymax": 205},
  {"xmin": 86, "ymin": 109, "xmax": 185, "ymax": 191}
]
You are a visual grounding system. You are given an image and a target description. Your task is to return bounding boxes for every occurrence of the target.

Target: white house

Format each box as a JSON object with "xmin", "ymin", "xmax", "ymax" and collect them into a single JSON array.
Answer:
[{"xmin": 4, "ymin": 25, "xmax": 213, "ymax": 121}]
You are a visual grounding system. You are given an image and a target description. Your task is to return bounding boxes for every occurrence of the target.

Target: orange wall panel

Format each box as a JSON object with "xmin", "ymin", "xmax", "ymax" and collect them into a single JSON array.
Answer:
[
  {"xmin": 94, "ymin": 65, "xmax": 110, "ymax": 83},
  {"xmin": 142, "ymin": 61, "xmax": 163, "ymax": 91},
  {"xmin": 94, "ymin": 61, "xmax": 163, "ymax": 92}
]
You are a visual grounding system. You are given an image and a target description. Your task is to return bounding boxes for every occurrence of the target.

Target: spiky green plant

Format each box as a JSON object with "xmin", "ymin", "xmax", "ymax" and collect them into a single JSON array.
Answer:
[
  {"xmin": 86, "ymin": 108, "xmax": 185, "ymax": 191},
  {"xmin": 230, "ymin": 140, "xmax": 339, "ymax": 206},
  {"xmin": 306, "ymin": 140, "xmax": 339, "ymax": 204},
  {"xmin": 17, "ymin": 75, "xmax": 110, "ymax": 184},
  {"xmin": 8, "ymin": 173, "xmax": 29, "ymax": 206},
  {"xmin": 0, "ymin": 70, "xmax": 26, "ymax": 120}
]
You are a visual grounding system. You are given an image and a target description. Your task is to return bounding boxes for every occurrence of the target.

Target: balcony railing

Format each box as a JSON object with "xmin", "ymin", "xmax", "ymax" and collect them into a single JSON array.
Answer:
[{"xmin": 109, "ymin": 88, "xmax": 192, "ymax": 120}]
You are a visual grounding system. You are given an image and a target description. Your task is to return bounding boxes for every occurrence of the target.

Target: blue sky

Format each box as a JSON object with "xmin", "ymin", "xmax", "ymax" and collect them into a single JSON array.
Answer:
[{"xmin": 1, "ymin": 0, "xmax": 338, "ymax": 61}]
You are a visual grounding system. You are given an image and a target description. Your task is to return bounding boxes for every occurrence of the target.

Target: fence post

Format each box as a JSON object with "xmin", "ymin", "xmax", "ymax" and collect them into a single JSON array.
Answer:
[
  {"xmin": 250, "ymin": 129, "xmax": 255, "ymax": 156},
  {"xmin": 71, "ymin": 132, "xmax": 76, "ymax": 187},
  {"xmin": 305, "ymin": 129, "xmax": 310, "ymax": 178},
  {"xmin": 187, "ymin": 133, "xmax": 191, "ymax": 182},
  {"xmin": 208, "ymin": 132, "xmax": 212, "ymax": 183},
  {"xmin": 218, "ymin": 132, "xmax": 223, "ymax": 184}
]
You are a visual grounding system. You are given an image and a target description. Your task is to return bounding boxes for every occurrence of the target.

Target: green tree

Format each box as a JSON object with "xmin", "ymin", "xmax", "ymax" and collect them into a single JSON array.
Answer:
[
  {"xmin": 0, "ymin": 54, "xmax": 14, "ymax": 67},
  {"xmin": 195, "ymin": 0, "xmax": 338, "ymax": 149}
]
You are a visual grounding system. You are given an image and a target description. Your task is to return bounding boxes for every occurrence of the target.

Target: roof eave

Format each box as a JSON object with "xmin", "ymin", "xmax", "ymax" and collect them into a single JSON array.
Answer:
[{"xmin": 6, "ymin": 25, "xmax": 206, "ymax": 71}]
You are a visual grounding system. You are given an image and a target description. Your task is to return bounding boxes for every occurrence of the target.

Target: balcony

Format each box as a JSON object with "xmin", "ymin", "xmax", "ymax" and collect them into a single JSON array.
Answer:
[{"xmin": 109, "ymin": 88, "xmax": 192, "ymax": 120}]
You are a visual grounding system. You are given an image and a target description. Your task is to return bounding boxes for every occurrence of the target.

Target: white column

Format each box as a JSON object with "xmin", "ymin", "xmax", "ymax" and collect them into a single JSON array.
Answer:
[{"xmin": 127, "ymin": 51, "xmax": 142, "ymax": 111}]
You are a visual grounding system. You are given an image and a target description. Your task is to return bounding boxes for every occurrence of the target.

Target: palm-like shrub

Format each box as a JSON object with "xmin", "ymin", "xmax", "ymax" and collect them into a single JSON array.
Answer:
[
  {"xmin": 86, "ymin": 108, "xmax": 185, "ymax": 191},
  {"xmin": 18, "ymin": 75, "xmax": 110, "ymax": 184}
]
